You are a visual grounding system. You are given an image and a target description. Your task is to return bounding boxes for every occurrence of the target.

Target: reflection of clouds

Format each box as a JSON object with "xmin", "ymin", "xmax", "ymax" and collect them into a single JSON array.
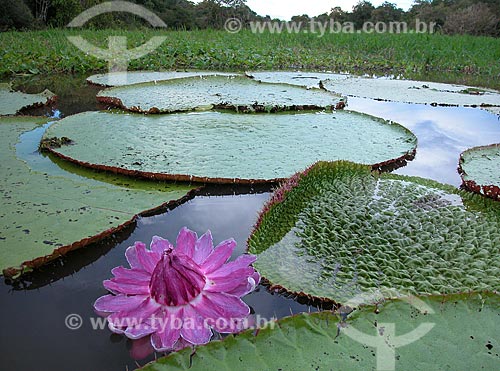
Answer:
[
  {"xmin": 411, "ymin": 120, "xmax": 462, "ymax": 147},
  {"xmin": 395, "ymin": 147, "xmax": 461, "ymax": 186},
  {"xmin": 410, "ymin": 147, "xmax": 456, "ymax": 167},
  {"xmin": 138, "ymin": 192, "xmax": 315, "ymax": 320},
  {"xmin": 406, "ymin": 108, "xmax": 500, "ymax": 146},
  {"xmin": 348, "ymin": 98, "xmax": 500, "ymax": 186},
  {"xmin": 349, "ymin": 97, "xmax": 500, "ymax": 139},
  {"xmin": 138, "ymin": 194, "xmax": 271, "ymax": 258}
]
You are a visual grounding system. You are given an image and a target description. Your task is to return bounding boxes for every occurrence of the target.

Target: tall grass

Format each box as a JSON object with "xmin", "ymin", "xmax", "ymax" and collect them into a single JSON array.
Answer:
[{"xmin": 1, "ymin": 29, "xmax": 499, "ymax": 89}]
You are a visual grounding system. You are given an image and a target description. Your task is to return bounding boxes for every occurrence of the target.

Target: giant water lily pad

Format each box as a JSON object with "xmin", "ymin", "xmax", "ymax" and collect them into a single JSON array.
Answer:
[
  {"xmin": 246, "ymin": 71, "xmax": 349, "ymax": 89},
  {"xmin": 0, "ymin": 83, "xmax": 56, "ymax": 115},
  {"xmin": 140, "ymin": 293, "xmax": 499, "ymax": 371},
  {"xmin": 96, "ymin": 75, "xmax": 343, "ymax": 113},
  {"xmin": 248, "ymin": 161, "xmax": 500, "ymax": 303},
  {"xmin": 321, "ymin": 76, "xmax": 500, "ymax": 107},
  {"xmin": 459, "ymin": 144, "xmax": 500, "ymax": 201},
  {"xmin": 0, "ymin": 116, "xmax": 196, "ymax": 277},
  {"xmin": 43, "ymin": 111, "xmax": 416, "ymax": 183},
  {"xmin": 87, "ymin": 71, "xmax": 239, "ymax": 87}
]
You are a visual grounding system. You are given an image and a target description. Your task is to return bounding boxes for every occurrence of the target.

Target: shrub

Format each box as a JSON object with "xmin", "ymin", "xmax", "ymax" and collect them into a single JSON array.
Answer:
[
  {"xmin": 0, "ymin": 0, "xmax": 35, "ymax": 31},
  {"xmin": 443, "ymin": 3, "xmax": 499, "ymax": 36}
]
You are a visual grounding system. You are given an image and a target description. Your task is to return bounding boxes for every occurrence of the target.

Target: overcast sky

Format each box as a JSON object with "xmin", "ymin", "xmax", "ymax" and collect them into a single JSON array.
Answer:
[{"xmin": 244, "ymin": 1, "xmax": 416, "ymax": 20}]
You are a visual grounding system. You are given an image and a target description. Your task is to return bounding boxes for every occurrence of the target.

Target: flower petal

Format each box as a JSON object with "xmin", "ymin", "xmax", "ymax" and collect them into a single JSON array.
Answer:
[
  {"xmin": 214, "ymin": 317, "xmax": 250, "ymax": 333},
  {"xmin": 251, "ymin": 271, "xmax": 261, "ymax": 286},
  {"xmin": 175, "ymin": 227, "xmax": 197, "ymax": 257},
  {"xmin": 135, "ymin": 242, "xmax": 161, "ymax": 274},
  {"xmin": 125, "ymin": 244, "xmax": 141, "ymax": 269},
  {"xmin": 125, "ymin": 320, "xmax": 156, "ymax": 340},
  {"xmin": 94, "ymin": 294, "xmax": 147, "ymax": 313},
  {"xmin": 150, "ymin": 308, "xmax": 184, "ymax": 351},
  {"xmin": 180, "ymin": 305, "xmax": 212, "ymax": 345},
  {"xmin": 201, "ymin": 239, "xmax": 236, "ymax": 274},
  {"xmin": 226, "ymin": 272, "xmax": 261, "ymax": 297},
  {"xmin": 150, "ymin": 253, "xmax": 205, "ymax": 307},
  {"xmin": 208, "ymin": 254, "xmax": 257, "ymax": 277},
  {"xmin": 103, "ymin": 279, "xmax": 150, "ymax": 295},
  {"xmin": 194, "ymin": 292, "xmax": 250, "ymax": 320},
  {"xmin": 108, "ymin": 321, "xmax": 125, "ymax": 334},
  {"xmin": 150, "ymin": 236, "xmax": 173, "ymax": 256},
  {"xmin": 111, "ymin": 266, "xmax": 151, "ymax": 283},
  {"xmin": 172, "ymin": 338, "xmax": 193, "ymax": 352},
  {"xmin": 108, "ymin": 298, "xmax": 160, "ymax": 329},
  {"xmin": 205, "ymin": 267, "xmax": 256, "ymax": 293},
  {"xmin": 222, "ymin": 279, "xmax": 252, "ymax": 297},
  {"xmin": 205, "ymin": 254, "xmax": 260, "ymax": 296},
  {"xmin": 193, "ymin": 230, "xmax": 213, "ymax": 264}
]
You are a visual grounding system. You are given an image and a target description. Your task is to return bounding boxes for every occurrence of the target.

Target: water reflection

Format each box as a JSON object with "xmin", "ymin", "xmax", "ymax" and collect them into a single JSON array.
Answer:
[
  {"xmin": 11, "ymin": 74, "xmax": 102, "ymax": 117},
  {"xmin": 348, "ymin": 97, "xmax": 500, "ymax": 186},
  {"xmin": 0, "ymin": 192, "xmax": 319, "ymax": 371},
  {"xmin": 2, "ymin": 75, "xmax": 500, "ymax": 370}
]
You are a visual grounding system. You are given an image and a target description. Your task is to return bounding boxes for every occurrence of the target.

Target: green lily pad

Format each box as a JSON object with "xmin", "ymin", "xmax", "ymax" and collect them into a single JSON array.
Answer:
[
  {"xmin": 321, "ymin": 77, "xmax": 500, "ymax": 107},
  {"xmin": 43, "ymin": 111, "xmax": 416, "ymax": 183},
  {"xmin": 0, "ymin": 116, "xmax": 196, "ymax": 277},
  {"xmin": 87, "ymin": 71, "xmax": 240, "ymax": 87},
  {"xmin": 96, "ymin": 75, "xmax": 343, "ymax": 114},
  {"xmin": 0, "ymin": 83, "xmax": 56, "ymax": 115},
  {"xmin": 248, "ymin": 161, "xmax": 500, "ymax": 303},
  {"xmin": 459, "ymin": 144, "xmax": 500, "ymax": 201},
  {"xmin": 246, "ymin": 71, "xmax": 349, "ymax": 89},
  {"xmin": 140, "ymin": 292, "xmax": 499, "ymax": 371}
]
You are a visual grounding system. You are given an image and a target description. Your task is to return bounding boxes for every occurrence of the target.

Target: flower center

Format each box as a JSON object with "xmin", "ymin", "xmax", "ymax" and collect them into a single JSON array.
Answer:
[{"xmin": 149, "ymin": 251, "xmax": 206, "ymax": 306}]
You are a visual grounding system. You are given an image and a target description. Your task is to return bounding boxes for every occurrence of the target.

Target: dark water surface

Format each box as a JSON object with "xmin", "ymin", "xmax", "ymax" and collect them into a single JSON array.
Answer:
[{"xmin": 1, "ymin": 74, "xmax": 499, "ymax": 371}]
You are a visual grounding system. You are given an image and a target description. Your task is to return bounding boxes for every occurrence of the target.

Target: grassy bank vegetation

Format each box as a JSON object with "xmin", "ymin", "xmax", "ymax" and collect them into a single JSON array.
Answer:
[{"xmin": 1, "ymin": 29, "xmax": 499, "ymax": 89}]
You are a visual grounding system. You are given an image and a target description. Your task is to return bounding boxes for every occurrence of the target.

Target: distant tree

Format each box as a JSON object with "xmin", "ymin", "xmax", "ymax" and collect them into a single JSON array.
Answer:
[
  {"xmin": 158, "ymin": 1, "xmax": 196, "ymax": 29},
  {"xmin": 408, "ymin": 0, "xmax": 448, "ymax": 28},
  {"xmin": 315, "ymin": 12, "xmax": 330, "ymax": 24},
  {"xmin": 7, "ymin": 0, "xmax": 499, "ymax": 36},
  {"xmin": 351, "ymin": 1, "xmax": 375, "ymax": 28},
  {"xmin": 0, "ymin": 0, "xmax": 35, "ymax": 31},
  {"xmin": 329, "ymin": 6, "xmax": 348, "ymax": 23},
  {"xmin": 216, "ymin": 0, "xmax": 247, "ymax": 7},
  {"xmin": 371, "ymin": 2, "xmax": 404, "ymax": 22},
  {"xmin": 407, "ymin": 0, "xmax": 500, "ymax": 35},
  {"xmin": 47, "ymin": 0, "xmax": 83, "ymax": 27},
  {"xmin": 453, "ymin": 0, "xmax": 500, "ymax": 15},
  {"xmin": 290, "ymin": 14, "xmax": 310, "ymax": 29},
  {"xmin": 195, "ymin": 0, "xmax": 223, "ymax": 28},
  {"xmin": 443, "ymin": 3, "xmax": 499, "ymax": 36},
  {"xmin": 34, "ymin": 0, "xmax": 51, "ymax": 23}
]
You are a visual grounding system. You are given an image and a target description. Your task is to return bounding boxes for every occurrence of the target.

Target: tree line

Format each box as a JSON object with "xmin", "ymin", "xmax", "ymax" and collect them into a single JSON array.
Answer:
[
  {"xmin": 321, "ymin": 0, "xmax": 499, "ymax": 36},
  {"xmin": 1, "ymin": 0, "xmax": 259, "ymax": 30},
  {"xmin": 1, "ymin": 0, "xmax": 499, "ymax": 37}
]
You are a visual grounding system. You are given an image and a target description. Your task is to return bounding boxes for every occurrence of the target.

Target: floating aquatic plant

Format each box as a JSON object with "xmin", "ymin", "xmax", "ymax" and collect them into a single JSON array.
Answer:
[
  {"xmin": 246, "ymin": 71, "xmax": 349, "ymax": 89},
  {"xmin": 320, "ymin": 76, "xmax": 500, "ymax": 107},
  {"xmin": 0, "ymin": 116, "xmax": 195, "ymax": 277},
  {"xmin": 94, "ymin": 227, "xmax": 260, "ymax": 351},
  {"xmin": 0, "ymin": 83, "xmax": 56, "ymax": 115},
  {"xmin": 87, "ymin": 71, "xmax": 239, "ymax": 87},
  {"xmin": 139, "ymin": 292, "xmax": 499, "ymax": 370},
  {"xmin": 43, "ymin": 111, "xmax": 416, "ymax": 183},
  {"xmin": 248, "ymin": 161, "xmax": 500, "ymax": 303},
  {"xmin": 459, "ymin": 144, "xmax": 500, "ymax": 201},
  {"xmin": 96, "ymin": 75, "xmax": 343, "ymax": 114}
]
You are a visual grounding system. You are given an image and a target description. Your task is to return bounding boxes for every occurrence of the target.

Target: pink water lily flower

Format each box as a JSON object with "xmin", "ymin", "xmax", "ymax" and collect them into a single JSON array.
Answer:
[{"xmin": 94, "ymin": 227, "xmax": 260, "ymax": 351}]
